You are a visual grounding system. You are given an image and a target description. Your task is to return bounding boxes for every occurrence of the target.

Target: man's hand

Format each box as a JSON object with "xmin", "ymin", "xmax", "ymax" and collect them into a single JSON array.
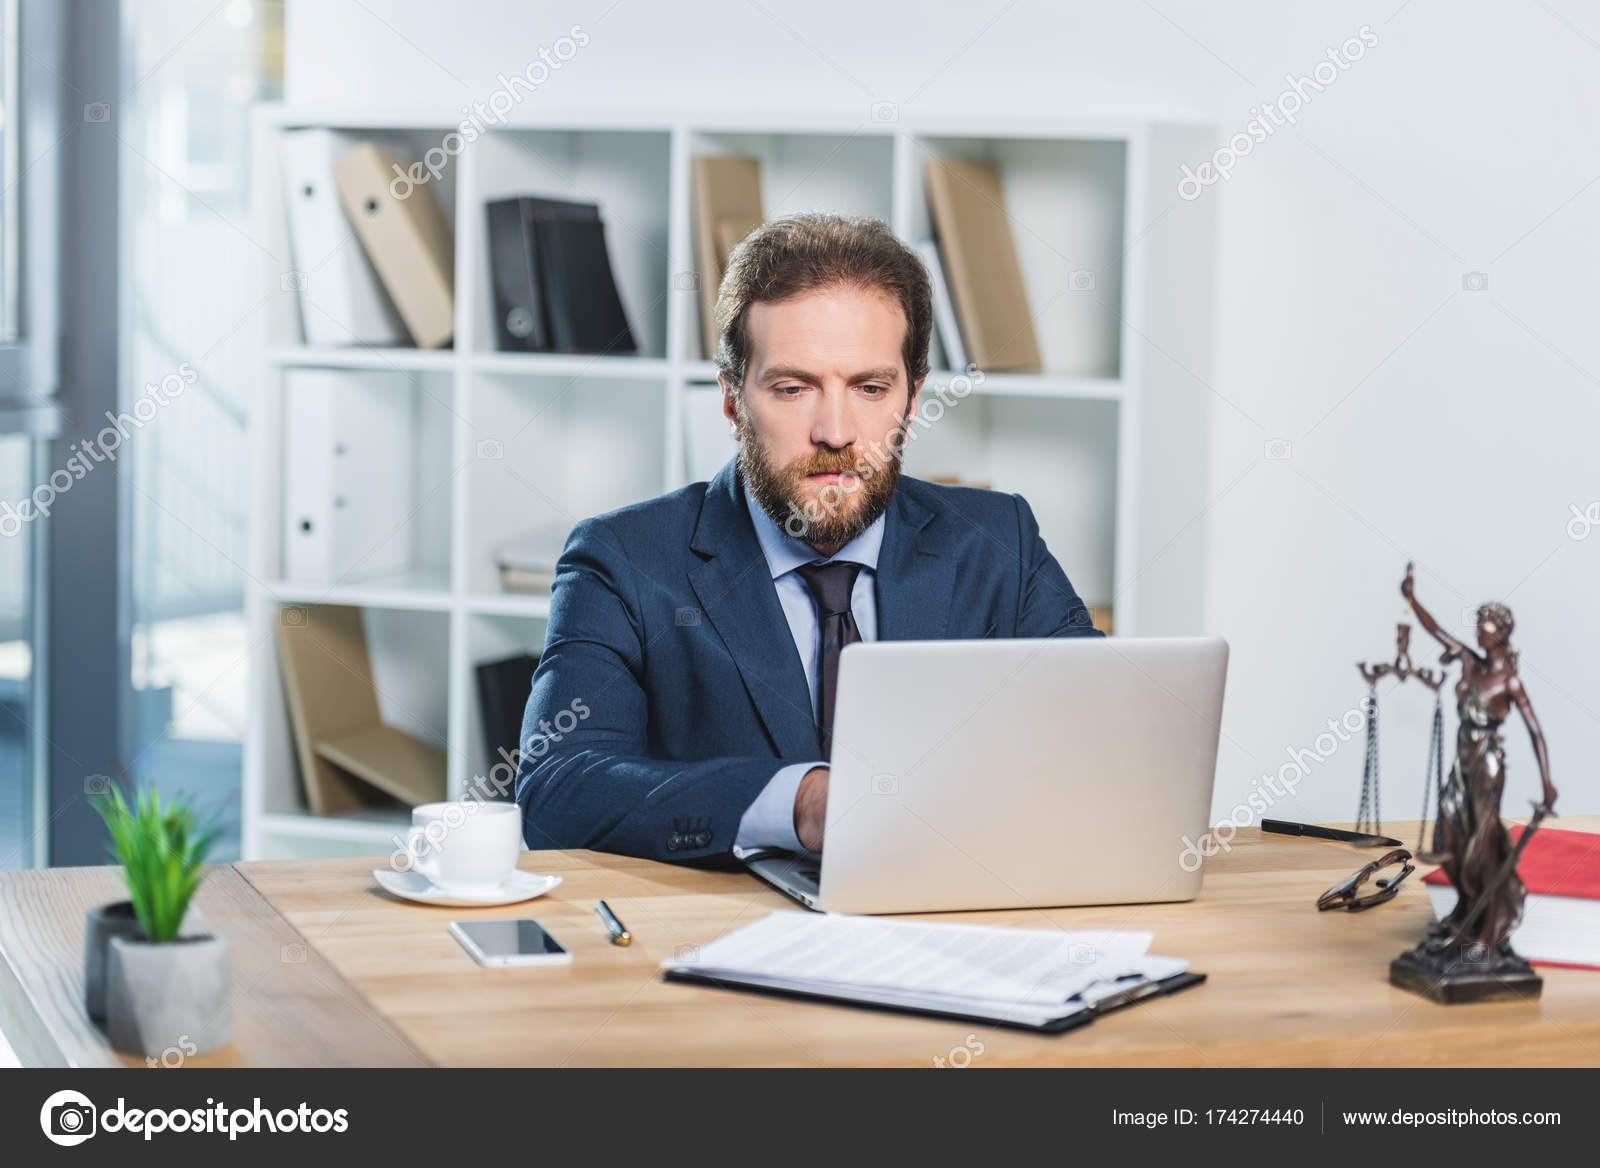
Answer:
[{"xmin": 794, "ymin": 766, "xmax": 829, "ymax": 852}]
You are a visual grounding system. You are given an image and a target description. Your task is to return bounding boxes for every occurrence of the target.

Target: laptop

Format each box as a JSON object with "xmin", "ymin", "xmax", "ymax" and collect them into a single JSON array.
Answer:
[{"xmin": 736, "ymin": 636, "xmax": 1229, "ymax": 914}]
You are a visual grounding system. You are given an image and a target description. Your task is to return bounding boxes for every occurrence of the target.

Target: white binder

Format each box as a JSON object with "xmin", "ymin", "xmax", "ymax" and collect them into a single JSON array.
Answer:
[
  {"xmin": 281, "ymin": 129, "xmax": 408, "ymax": 347},
  {"xmin": 283, "ymin": 370, "xmax": 414, "ymax": 585},
  {"xmin": 918, "ymin": 239, "xmax": 967, "ymax": 371}
]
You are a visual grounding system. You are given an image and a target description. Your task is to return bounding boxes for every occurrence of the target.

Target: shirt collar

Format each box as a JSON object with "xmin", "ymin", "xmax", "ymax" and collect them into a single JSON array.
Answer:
[{"xmin": 743, "ymin": 479, "xmax": 885, "ymax": 581}]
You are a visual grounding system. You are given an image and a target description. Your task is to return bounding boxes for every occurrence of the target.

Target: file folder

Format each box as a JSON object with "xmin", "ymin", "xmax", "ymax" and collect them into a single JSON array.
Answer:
[{"xmin": 280, "ymin": 129, "xmax": 408, "ymax": 347}]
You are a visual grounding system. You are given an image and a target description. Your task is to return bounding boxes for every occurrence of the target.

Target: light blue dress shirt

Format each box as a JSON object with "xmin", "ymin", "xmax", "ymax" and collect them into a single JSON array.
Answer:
[{"xmin": 734, "ymin": 481, "xmax": 885, "ymax": 853}]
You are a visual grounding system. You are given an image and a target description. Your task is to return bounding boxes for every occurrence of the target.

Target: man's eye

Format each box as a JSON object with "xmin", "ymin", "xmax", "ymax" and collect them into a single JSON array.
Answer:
[
  {"xmin": 860, "ymin": 384, "xmax": 888, "ymax": 396},
  {"xmin": 776, "ymin": 384, "xmax": 807, "ymax": 396}
]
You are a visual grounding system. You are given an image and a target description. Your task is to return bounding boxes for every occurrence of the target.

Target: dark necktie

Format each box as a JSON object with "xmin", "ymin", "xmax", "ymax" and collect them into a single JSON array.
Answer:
[{"xmin": 793, "ymin": 560, "xmax": 863, "ymax": 761}]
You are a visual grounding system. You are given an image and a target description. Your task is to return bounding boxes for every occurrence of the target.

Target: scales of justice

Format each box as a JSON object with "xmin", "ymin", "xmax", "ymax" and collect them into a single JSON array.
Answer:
[{"xmin": 1353, "ymin": 563, "xmax": 1558, "ymax": 1004}]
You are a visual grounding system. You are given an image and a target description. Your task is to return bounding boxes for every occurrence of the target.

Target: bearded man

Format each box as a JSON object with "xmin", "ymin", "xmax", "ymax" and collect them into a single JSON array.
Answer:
[{"xmin": 514, "ymin": 213, "xmax": 1101, "ymax": 865}]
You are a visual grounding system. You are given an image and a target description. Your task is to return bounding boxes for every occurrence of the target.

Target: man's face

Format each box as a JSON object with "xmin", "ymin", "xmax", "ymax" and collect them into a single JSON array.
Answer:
[{"xmin": 723, "ymin": 283, "xmax": 920, "ymax": 552}]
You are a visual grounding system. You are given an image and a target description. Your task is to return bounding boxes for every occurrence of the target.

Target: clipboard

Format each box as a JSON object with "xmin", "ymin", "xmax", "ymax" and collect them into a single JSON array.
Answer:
[{"xmin": 659, "ymin": 967, "xmax": 1206, "ymax": 1035}]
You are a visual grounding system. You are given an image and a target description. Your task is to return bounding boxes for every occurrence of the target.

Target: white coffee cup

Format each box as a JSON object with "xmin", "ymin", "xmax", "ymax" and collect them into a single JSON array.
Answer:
[{"xmin": 406, "ymin": 801, "xmax": 522, "ymax": 891}]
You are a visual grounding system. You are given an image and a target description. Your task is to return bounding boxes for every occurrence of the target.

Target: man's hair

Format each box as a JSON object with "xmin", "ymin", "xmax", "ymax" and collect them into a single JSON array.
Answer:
[{"xmin": 713, "ymin": 212, "xmax": 932, "ymax": 398}]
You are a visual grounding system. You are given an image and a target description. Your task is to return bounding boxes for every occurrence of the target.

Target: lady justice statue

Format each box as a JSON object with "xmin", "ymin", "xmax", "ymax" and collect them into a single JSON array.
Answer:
[{"xmin": 1390, "ymin": 563, "xmax": 1558, "ymax": 1003}]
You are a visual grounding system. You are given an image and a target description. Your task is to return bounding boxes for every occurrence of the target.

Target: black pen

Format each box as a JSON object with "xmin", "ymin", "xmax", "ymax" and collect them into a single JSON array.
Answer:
[
  {"xmin": 1262, "ymin": 818, "xmax": 1403, "ymax": 848},
  {"xmin": 595, "ymin": 899, "xmax": 631, "ymax": 946}
]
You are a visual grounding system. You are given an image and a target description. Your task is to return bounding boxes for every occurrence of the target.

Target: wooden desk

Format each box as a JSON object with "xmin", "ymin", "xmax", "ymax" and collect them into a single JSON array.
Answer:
[{"xmin": 4, "ymin": 821, "xmax": 1599, "ymax": 1066}]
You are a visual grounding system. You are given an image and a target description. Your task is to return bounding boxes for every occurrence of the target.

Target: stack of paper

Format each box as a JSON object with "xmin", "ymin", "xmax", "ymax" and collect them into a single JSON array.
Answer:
[
  {"xmin": 661, "ymin": 911, "xmax": 1197, "ymax": 1031},
  {"xmin": 495, "ymin": 523, "xmax": 573, "ymax": 594}
]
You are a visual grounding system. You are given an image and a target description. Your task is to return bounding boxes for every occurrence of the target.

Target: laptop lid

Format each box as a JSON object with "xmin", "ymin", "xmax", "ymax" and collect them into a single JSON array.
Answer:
[{"xmin": 817, "ymin": 636, "xmax": 1229, "ymax": 914}]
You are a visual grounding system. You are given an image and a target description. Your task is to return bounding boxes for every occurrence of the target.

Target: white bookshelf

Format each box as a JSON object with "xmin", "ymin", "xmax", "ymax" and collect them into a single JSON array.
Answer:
[{"xmin": 244, "ymin": 105, "xmax": 1218, "ymax": 860}]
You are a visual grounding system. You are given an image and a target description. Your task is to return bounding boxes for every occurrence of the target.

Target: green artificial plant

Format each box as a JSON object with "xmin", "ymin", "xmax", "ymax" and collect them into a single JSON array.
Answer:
[{"xmin": 93, "ymin": 785, "xmax": 218, "ymax": 943}]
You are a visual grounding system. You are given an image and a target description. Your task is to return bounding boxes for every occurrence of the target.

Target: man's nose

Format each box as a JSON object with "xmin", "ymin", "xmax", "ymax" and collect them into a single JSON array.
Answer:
[{"xmin": 811, "ymin": 387, "xmax": 855, "ymax": 449}]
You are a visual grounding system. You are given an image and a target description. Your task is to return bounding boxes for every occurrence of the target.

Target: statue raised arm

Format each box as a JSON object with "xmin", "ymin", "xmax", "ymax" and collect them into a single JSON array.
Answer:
[{"xmin": 1400, "ymin": 562, "xmax": 1472, "ymax": 665}]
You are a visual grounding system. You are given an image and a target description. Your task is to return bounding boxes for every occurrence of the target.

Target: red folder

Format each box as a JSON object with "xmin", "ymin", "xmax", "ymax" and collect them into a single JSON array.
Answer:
[{"xmin": 1422, "ymin": 826, "xmax": 1600, "ymax": 970}]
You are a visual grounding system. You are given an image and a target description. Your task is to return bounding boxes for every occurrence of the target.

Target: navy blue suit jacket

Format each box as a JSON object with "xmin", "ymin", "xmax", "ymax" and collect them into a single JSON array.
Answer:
[{"xmin": 514, "ymin": 458, "xmax": 1102, "ymax": 865}]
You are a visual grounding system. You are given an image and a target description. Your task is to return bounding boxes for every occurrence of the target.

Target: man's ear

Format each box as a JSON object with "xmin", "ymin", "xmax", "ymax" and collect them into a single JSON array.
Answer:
[{"xmin": 718, "ymin": 374, "xmax": 740, "ymax": 437}]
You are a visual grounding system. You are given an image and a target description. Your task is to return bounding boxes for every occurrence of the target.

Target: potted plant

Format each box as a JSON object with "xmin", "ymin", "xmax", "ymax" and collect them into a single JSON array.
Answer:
[{"xmin": 90, "ymin": 786, "xmax": 231, "ymax": 1057}]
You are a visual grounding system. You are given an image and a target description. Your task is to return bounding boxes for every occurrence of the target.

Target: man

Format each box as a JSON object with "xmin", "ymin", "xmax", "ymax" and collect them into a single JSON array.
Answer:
[{"xmin": 515, "ymin": 212, "xmax": 1101, "ymax": 865}]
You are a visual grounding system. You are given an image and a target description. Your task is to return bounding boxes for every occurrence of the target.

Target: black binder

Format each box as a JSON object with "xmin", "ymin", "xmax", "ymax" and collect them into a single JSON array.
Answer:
[
  {"xmin": 474, "ymin": 652, "xmax": 540, "ymax": 784},
  {"xmin": 484, "ymin": 196, "xmax": 598, "ymax": 352},
  {"xmin": 533, "ymin": 215, "xmax": 637, "ymax": 355}
]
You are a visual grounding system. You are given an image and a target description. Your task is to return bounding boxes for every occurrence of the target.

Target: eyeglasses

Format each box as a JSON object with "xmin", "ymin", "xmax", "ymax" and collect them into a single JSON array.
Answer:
[{"xmin": 1316, "ymin": 848, "xmax": 1416, "ymax": 912}]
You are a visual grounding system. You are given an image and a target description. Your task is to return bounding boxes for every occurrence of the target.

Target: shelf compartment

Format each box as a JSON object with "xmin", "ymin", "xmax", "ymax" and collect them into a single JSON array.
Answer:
[
  {"xmin": 680, "ymin": 130, "xmax": 898, "ymax": 361},
  {"xmin": 909, "ymin": 134, "xmax": 1127, "ymax": 380},
  {"xmin": 900, "ymin": 394, "xmax": 1119, "ymax": 609},
  {"xmin": 464, "ymin": 371, "xmax": 667, "ymax": 594},
  {"xmin": 467, "ymin": 128, "xmax": 671, "ymax": 359}
]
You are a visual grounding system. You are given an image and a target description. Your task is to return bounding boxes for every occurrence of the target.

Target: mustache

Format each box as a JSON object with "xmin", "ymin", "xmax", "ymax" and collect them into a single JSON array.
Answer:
[{"xmin": 789, "ymin": 449, "xmax": 864, "ymax": 477}]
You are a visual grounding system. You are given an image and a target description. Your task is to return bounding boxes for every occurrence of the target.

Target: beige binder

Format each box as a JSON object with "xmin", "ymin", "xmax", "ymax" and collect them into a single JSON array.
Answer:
[
  {"xmin": 275, "ymin": 604, "xmax": 447, "ymax": 814},
  {"xmin": 691, "ymin": 155, "xmax": 764, "ymax": 360},
  {"xmin": 332, "ymin": 143, "xmax": 455, "ymax": 348},
  {"xmin": 923, "ymin": 159, "xmax": 1041, "ymax": 372},
  {"xmin": 715, "ymin": 217, "xmax": 762, "ymax": 265}
]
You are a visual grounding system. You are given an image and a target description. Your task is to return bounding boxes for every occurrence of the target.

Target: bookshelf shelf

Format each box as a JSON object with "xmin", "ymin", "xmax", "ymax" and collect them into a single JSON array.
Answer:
[
  {"xmin": 266, "ymin": 345, "xmax": 458, "ymax": 372},
  {"xmin": 245, "ymin": 105, "xmax": 1218, "ymax": 860},
  {"xmin": 257, "ymin": 809, "xmax": 409, "ymax": 846},
  {"xmin": 926, "ymin": 371, "xmax": 1125, "ymax": 402},
  {"xmin": 464, "ymin": 592, "xmax": 552, "ymax": 619},
  {"xmin": 467, "ymin": 352, "xmax": 669, "ymax": 380},
  {"xmin": 263, "ymin": 577, "xmax": 455, "ymax": 613}
]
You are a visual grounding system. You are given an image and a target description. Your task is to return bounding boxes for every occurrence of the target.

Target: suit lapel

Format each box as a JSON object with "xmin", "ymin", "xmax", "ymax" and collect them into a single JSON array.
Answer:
[
  {"xmin": 875, "ymin": 478, "xmax": 958, "ymax": 642},
  {"xmin": 689, "ymin": 463, "xmax": 821, "ymax": 758}
]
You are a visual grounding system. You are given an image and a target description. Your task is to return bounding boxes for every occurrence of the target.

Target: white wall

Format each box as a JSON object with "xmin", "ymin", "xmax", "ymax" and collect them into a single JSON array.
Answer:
[{"xmin": 286, "ymin": 0, "xmax": 1600, "ymax": 826}]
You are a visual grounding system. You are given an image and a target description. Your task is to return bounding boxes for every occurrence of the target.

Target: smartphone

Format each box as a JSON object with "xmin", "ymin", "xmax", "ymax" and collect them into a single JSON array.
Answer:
[{"xmin": 450, "ymin": 919, "xmax": 571, "ymax": 968}]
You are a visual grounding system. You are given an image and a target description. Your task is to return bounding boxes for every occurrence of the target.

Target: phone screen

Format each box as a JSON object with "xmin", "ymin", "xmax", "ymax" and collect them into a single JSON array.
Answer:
[{"xmin": 452, "ymin": 919, "xmax": 568, "ymax": 963}]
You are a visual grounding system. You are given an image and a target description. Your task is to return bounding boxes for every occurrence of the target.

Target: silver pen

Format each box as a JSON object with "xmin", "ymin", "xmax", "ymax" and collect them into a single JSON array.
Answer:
[{"xmin": 595, "ymin": 899, "xmax": 631, "ymax": 946}]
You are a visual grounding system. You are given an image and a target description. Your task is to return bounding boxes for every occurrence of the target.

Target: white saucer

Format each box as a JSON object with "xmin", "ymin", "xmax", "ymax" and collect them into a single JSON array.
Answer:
[{"xmin": 372, "ymin": 867, "xmax": 563, "ymax": 907}]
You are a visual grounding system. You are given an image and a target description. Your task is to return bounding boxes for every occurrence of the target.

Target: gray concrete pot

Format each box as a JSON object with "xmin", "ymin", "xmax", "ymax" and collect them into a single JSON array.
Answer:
[
  {"xmin": 105, "ymin": 933, "xmax": 231, "ymax": 1058},
  {"xmin": 83, "ymin": 900, "xmax": 205, "ymax": 1022}
]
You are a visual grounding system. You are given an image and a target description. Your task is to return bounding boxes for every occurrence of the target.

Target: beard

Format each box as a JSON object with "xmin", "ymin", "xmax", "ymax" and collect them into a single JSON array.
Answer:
[{"xmin": 738, "ymin": 409, "xmax": 904, "ymax": 549}]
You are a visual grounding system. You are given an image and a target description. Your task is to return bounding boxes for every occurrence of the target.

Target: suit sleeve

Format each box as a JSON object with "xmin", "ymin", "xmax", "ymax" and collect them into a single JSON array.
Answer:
[
  {"xmin": 1012, "ymin": 493, "xmax": 1103, "ymax": 639},
  {"xmin": 514, "ymin": 517, "xmax": 785, "ymax": 864}
]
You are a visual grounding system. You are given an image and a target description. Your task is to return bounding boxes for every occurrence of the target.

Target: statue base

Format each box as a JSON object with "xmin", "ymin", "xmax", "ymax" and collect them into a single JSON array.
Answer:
[{"xmin": 1390, "ymin": 941, "xmax": 1543, "ymax": 1005}]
